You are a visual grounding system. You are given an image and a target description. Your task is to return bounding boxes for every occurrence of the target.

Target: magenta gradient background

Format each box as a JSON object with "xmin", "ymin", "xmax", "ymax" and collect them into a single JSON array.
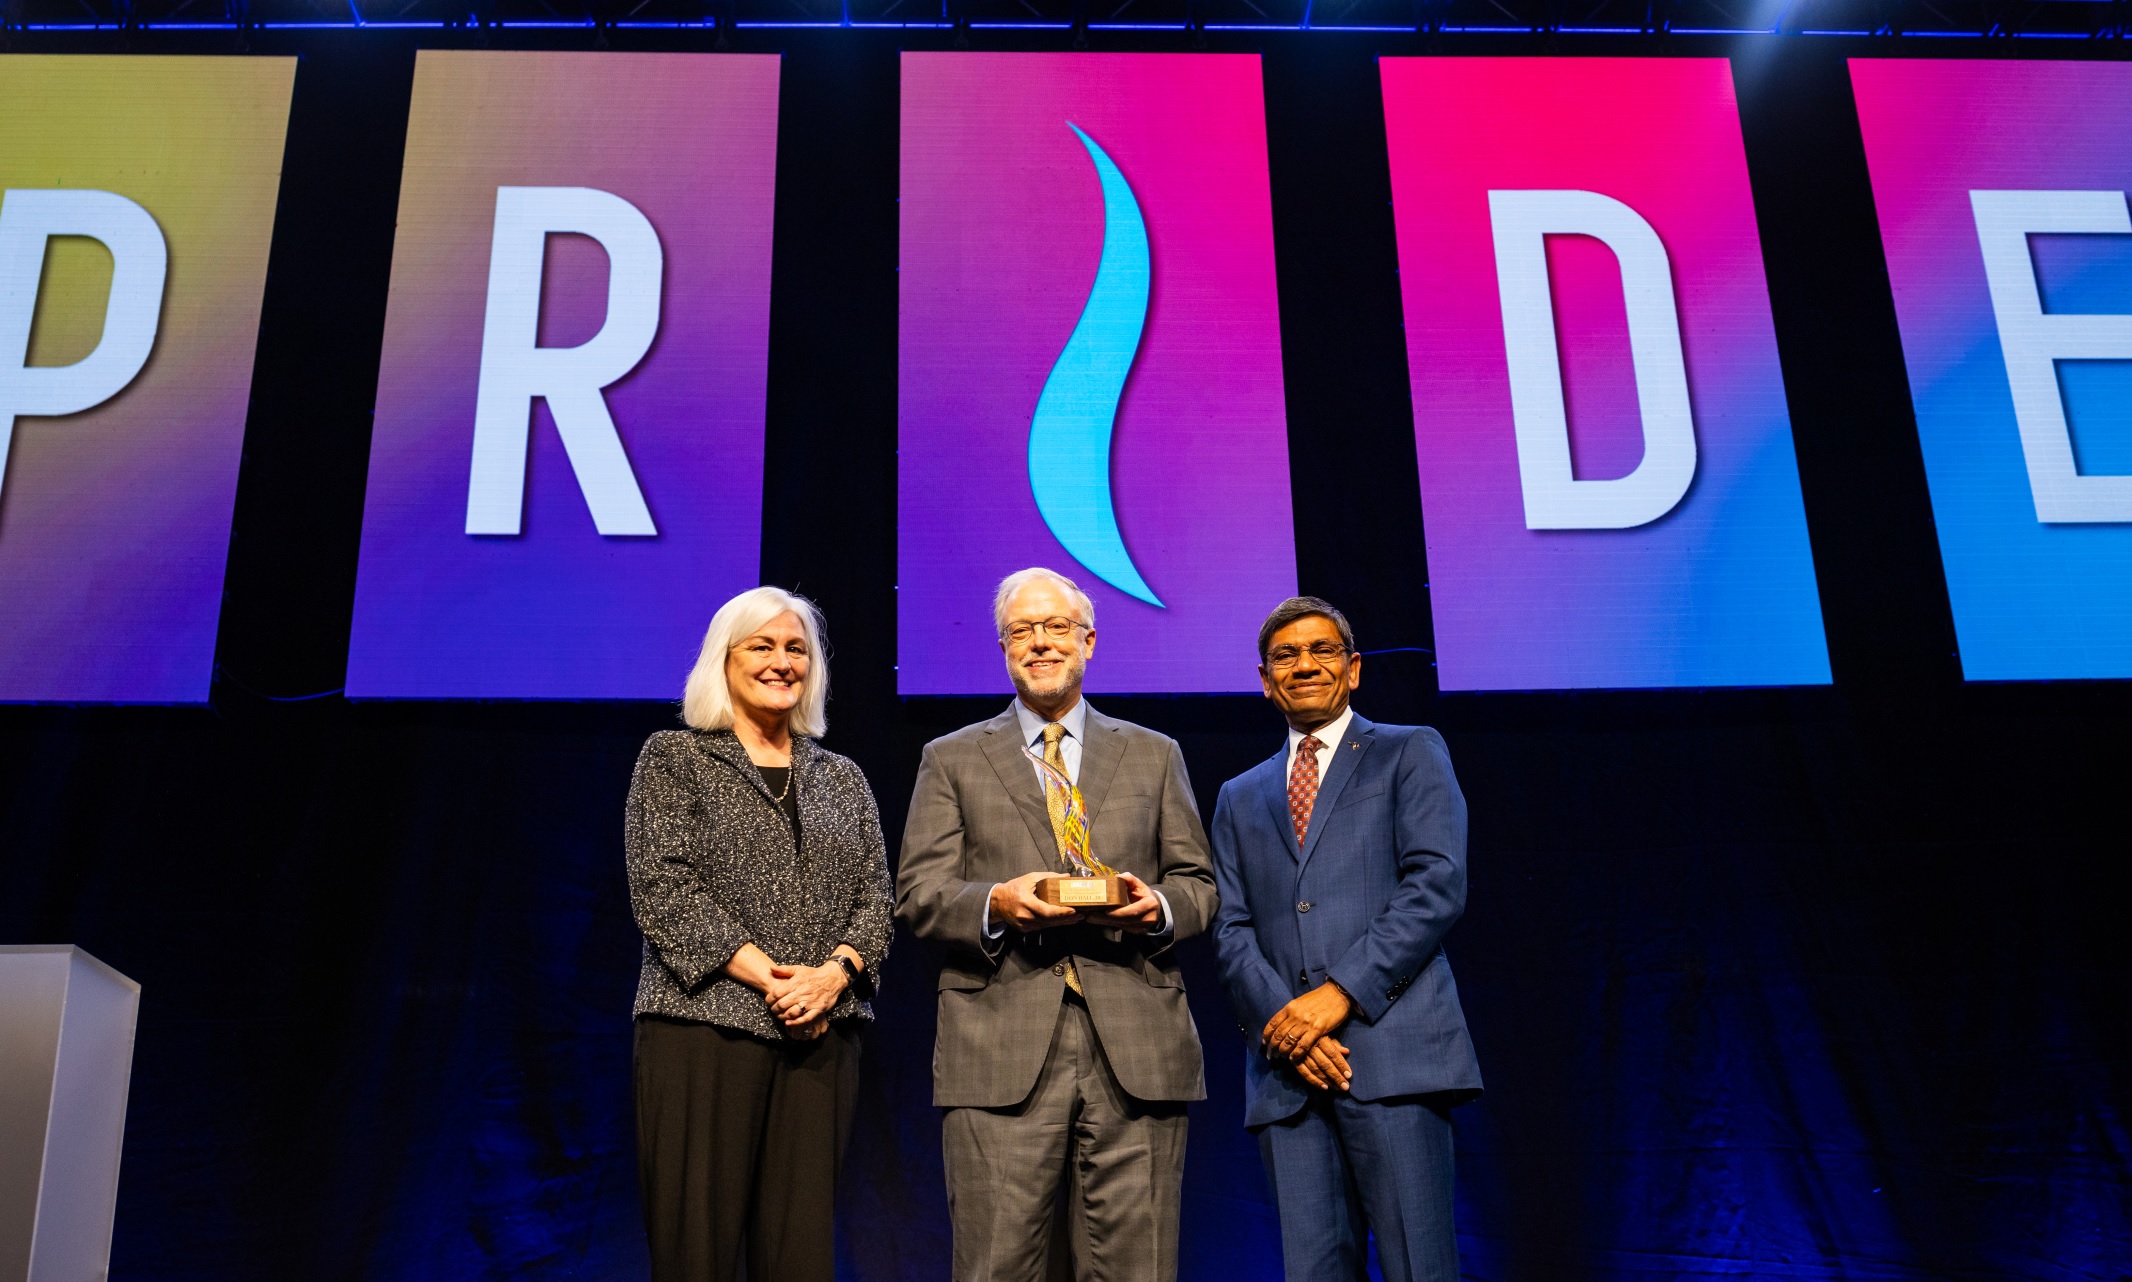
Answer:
[
  {"xmin": 1382, "ymin": 57, "xmax": 1829, "ymax": 691},
  {"xmin": 897, "ymin": 53, "xmax": 1296, "ymax": 695},
  {"xmin": 346, "ymin": 51, "xmax": 779, "ymax": 700}
]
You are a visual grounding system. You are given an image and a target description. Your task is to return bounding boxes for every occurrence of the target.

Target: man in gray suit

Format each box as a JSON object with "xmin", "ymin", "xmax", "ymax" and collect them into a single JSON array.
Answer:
[{"xmin": 897, "ymin": 566, "xmax": 1218, "ymax": 1282}]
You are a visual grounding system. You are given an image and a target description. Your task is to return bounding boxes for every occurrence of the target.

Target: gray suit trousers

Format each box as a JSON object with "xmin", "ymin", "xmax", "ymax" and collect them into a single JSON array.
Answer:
[{"xmin": 942, "ymin": 994, "xmax": 1187, "ymax": 1282}]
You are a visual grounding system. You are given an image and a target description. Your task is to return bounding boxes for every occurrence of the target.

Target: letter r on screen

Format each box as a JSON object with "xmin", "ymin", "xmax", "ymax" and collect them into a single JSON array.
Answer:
[
  {"xmin": 468, "ymin": 186, "xmax": 662, "ymax": 537},
  {"xmin": 1489, "ymin": 190, "xmax": 1697, "ymax": 531}
]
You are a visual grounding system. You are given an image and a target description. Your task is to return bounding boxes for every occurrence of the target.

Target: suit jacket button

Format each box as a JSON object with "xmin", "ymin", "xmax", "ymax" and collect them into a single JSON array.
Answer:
[
  {"xmin": 1297, "ymin": 901, "xmax": 1312, "ymax": 913},
  {"xmin": 1052, "ymin": 963, "xmax": 1065, "ymax": 976}
]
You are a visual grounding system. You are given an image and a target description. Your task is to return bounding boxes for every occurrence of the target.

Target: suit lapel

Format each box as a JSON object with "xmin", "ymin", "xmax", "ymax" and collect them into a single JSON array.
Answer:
[
  {"xmin": 1297, "ymin": 714, "xmax": 1375, "ymax": 873},
  {"xmin": 980, "ymin": 705, "xmax": 1062, "ymax": 868},
  {"xmin": 1260, "ymin": 743, "xmax": 1301, "ymax": 862},
  {"xmin": 787, "ymin": 734, "xmax": 819, "ymax": 812},
  {"xmin": 696, "ymin": 730, "xmax": 776, "ymax": 806},
  {"xmin": 1076, "ymin": 704, "xmax": 1127, "ymax": 832}
]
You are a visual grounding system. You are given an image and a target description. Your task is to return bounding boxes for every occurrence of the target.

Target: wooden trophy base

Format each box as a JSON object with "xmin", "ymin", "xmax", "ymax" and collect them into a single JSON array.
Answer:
[{"xmin": 1036, "ymin": 876, "xmax": 1126, "ymax": 908}]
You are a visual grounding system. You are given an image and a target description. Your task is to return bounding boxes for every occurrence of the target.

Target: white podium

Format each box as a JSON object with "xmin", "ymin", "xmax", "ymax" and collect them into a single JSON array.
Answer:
[{"xmin": 0, "ymin": 947, "xmax": 139, "ymax": 1282}]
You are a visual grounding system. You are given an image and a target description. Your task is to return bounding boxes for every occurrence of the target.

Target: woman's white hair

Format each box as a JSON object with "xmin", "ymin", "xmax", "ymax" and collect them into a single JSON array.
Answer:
[
  {"xmin": 682, "ymin": 587, "xmax": 830, "ymax": 738},
  {"xmin": 992, "ymin": 566, "xmax": 1096, "ymax": 636}
]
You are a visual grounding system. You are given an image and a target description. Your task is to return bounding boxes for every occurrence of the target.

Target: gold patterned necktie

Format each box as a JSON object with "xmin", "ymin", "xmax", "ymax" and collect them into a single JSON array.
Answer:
[{"xmin": 1039, "ymin": 722, "xmax": 1085, "ymax": 996}]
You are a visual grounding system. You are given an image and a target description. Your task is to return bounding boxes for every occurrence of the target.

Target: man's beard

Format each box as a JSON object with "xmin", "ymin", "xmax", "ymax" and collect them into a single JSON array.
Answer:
[{"xmin": 1012, "ymin": 656, "xmax": 1084, "ymax": 702}]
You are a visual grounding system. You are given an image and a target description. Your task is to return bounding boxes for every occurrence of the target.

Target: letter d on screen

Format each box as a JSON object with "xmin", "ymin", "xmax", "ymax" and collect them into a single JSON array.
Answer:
[
  {"xmin": 1489, "ymin": 189, "xmax": 1696, "ymax": 530},
  {"xmin": 467, "ymin": 186, "xmax": 662, "ymax": 537},
  {"xmin": 0, "ymin": 189, "xmax": 168, "ymax": 502}
]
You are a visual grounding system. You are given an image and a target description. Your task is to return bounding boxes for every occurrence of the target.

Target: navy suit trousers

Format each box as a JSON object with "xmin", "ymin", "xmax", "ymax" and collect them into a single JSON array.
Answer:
[{"xmin": 1255, "ymin": 1092, "xmax": 1457, "ymax": 1282}]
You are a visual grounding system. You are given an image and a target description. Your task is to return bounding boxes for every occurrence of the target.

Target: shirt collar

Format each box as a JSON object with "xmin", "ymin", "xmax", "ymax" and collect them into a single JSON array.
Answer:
[
  {"xmin": 1287, "ymin": 704, "xmax": 1355, "ymax": 756},
  {"xmin": 1015, "ymin": 695, "xmax": 1088, "ymax": 748}
]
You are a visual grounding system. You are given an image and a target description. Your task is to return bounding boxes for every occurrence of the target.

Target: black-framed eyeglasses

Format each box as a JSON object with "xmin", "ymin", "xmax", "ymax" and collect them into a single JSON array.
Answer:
[
  {"xmin": 1002, "ymin": 616, "xmax": 1090, "ymax": 645},
  {"xmin": 1264, "ymin": 641, "xmax": 1350, "ymax": 669}
]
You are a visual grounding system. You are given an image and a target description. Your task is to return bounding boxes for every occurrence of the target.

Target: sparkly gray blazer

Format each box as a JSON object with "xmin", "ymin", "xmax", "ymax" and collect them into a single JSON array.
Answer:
[{"xmin": 625, "ymin": 728, "xmax": 893, "ymax": 1040}]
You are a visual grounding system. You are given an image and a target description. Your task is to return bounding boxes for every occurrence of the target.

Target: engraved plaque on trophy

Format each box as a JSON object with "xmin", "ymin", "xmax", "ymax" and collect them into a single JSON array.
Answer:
[{"xmin": 1036, "ymin": 875, "xmax": 1126, "ymax": 908}]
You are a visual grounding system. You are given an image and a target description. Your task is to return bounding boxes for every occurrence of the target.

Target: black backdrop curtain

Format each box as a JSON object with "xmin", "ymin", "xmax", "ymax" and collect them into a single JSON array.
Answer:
[{"xmin": 1, "ymin": 30, "xmax": 2127, "ymax": 1282}]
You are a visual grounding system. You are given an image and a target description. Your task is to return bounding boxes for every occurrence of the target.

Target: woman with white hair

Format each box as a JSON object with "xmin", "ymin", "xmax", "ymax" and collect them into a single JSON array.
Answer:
[{"xmin": 624, "ymin": 586, "xmax": 891, "ymax": 1282}]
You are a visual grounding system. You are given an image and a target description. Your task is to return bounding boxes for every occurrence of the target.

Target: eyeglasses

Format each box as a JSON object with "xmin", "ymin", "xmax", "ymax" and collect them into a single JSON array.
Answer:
[
  {"xmin": 1002, "ymin": 616, "xmax": 1090, "ymax": 645},
  {"xmin": 736, "ymin": 639, "xmax": 808, "ymax": 658},
  {"xmin": 1264, "ymin": 642, "xmax": 1350, "ymax": 669}
]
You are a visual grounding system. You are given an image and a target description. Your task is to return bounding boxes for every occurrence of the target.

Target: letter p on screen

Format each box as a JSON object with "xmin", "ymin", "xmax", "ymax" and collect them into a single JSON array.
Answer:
[
  {"xmin": 467, "ymin": 186, "xmax": 663, "ymax": 538},
  {"xmin": 0, "ymin": 189, "xmax": 169, "ymax": 501}
]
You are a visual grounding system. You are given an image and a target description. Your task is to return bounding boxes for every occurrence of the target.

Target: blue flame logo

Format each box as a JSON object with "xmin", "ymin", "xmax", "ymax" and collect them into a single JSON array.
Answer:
[{"xmin": 1028, "ymin": 123, "xmax": 1163, "ymax": 608}]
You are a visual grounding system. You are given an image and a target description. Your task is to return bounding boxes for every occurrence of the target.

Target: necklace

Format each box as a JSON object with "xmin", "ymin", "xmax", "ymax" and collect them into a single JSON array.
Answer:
[{"xmin": 767, "ymin": 762, "xmax": 794, "ymax": 802}]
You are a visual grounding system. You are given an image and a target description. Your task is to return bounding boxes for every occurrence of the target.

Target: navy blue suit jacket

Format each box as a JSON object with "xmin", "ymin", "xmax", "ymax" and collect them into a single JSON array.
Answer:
[{"xmin": 1211, "ymin": 713, "xmax": 1483, "ymax": 1128}]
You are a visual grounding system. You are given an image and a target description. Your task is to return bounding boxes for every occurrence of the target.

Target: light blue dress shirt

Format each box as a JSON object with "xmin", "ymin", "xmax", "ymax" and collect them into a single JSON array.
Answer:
[{"xmin": 1014, "ymin": 695, "xmax": 1088, "ymax": 787}]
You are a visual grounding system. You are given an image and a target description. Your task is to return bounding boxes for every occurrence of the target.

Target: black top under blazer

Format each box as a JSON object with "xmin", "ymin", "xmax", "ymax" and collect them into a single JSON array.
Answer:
[{"xmin": 625, "ymin": 728, "xmax": 893, "ymax": 1041}]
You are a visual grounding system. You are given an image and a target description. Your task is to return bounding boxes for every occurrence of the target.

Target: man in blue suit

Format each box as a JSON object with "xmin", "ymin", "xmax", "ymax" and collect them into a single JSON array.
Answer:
[{"xmin": 1210, "ymin": 596, "xmax": 1482, "ymax": 1282}]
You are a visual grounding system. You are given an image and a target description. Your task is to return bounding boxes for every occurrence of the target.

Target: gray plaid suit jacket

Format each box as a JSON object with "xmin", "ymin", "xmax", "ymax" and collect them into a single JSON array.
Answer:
[{"xmin": 896, "ymin": 702, "xmax": 1219, "ymax": 1108}]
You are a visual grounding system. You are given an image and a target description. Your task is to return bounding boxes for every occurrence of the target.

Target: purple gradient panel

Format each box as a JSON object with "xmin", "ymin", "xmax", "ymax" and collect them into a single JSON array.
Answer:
[
  {"xmin": 346, "ymin": 51, "xmax": 779, "ymax": 699},
  {"xmin": 1851, "ymin": 60, "xmax": 2132, "ymax": 680},
  {"xmin": 898, "ymin": 53, "xmax": 1296, "ymax": 695},
  {"xmin": 1382, "ymin": 57, "xmax": 1828, "ymax": 691}
]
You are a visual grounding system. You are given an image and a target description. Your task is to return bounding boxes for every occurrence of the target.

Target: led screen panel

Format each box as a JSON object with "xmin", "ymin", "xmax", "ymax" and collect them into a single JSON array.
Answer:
[
  {"xmin": 1852, "ymin": 59, "xmax": 2132, "ymax": 681},
  {"xmin": 346, "ymin": 51, "xmax": 779, "ymax": 699},
  {"xmin": 898, "ymin": 53, "xmax": 1296, "ymax": 695},
  {"xmin": 1382, "ymin": 57, "xmax": 1829, "ymax": 691},
  {"xmin": 0, "ymin": 56, "xmax": 295, "ymax": 703}
]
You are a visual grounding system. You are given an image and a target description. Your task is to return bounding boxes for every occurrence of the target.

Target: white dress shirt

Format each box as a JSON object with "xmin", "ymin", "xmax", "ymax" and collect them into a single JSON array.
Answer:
[
  {"xmin": 1286, "ymin": 704, "xmax": 1356, "ymax": 787},
  {"xmin": 983, "ymin": 697, "xmax": 1172, "ymax": 938}
]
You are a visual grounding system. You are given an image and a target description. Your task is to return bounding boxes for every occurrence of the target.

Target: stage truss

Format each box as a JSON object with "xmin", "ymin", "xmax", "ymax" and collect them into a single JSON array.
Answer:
[{"xmin": 2, "ymin": 0, "xmax": 2129, "ymax": 40}]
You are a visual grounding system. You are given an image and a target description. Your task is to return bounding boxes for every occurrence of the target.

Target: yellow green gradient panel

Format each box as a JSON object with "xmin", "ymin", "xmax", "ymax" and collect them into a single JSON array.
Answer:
[{"xmin": 0, "ymin": 56, "xmax": 295, "ymax": 702}]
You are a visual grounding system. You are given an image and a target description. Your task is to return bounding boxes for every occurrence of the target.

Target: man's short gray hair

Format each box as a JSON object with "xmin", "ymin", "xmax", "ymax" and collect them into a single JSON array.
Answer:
[
  {"xmin": 1256, "ymin": 596, "xmax": 1355, "ymax": 660},
  {"xmin": 682, "ymin": 586, "xmax": 830, "ymax": 737},
  {"xmin": 992, "ymin": 567, "xmax": 1096, "ymax": 636}
]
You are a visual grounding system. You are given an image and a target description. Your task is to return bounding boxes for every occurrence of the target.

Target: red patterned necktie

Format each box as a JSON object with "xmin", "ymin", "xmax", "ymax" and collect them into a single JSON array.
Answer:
[{"xmin": 1288, "ymin": 735, "xmax": 1324, "ymax": 846}]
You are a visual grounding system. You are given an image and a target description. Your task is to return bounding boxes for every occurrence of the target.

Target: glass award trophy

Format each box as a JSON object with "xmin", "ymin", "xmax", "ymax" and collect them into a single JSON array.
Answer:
[{"xmin": 1023, "ymin": 746, "xmax": 1126, "ymax": 907}]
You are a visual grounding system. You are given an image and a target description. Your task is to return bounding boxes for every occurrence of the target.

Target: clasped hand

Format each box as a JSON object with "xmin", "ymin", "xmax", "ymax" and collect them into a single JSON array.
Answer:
[
  {"xmin": 1262, "ymin": 981, "xmax": 1355, "ymax": 1092},
  {"xmin": 988, "ymin": 870, "xmax": 1164, "ymax": 934},
  {"xmin": 764, "ymin": 960, "xmax": 848, "ymax": 1040},
  {"xmin": 727, "ymin": 943, "xmax": 851, "ymax": 1041}
]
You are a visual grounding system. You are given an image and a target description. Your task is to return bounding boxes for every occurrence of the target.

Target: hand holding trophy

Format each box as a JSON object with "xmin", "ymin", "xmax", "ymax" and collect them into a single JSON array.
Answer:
[{"xmin": 1023, "ymin": 745, "xmax": 1127, "ymax": 907}]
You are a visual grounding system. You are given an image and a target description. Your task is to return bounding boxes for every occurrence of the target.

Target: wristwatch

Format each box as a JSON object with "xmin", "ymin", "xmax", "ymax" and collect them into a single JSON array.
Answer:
[{"xmin": 834, "ymin": 954, "xmax": 875, "ymax": 1000}]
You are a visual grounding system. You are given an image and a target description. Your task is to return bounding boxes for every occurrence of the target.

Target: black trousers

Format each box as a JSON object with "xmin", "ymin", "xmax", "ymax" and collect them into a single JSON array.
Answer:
[{"xmin": 633, "ymin": 1016, "xmax": 861, "ymax": 1282}]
